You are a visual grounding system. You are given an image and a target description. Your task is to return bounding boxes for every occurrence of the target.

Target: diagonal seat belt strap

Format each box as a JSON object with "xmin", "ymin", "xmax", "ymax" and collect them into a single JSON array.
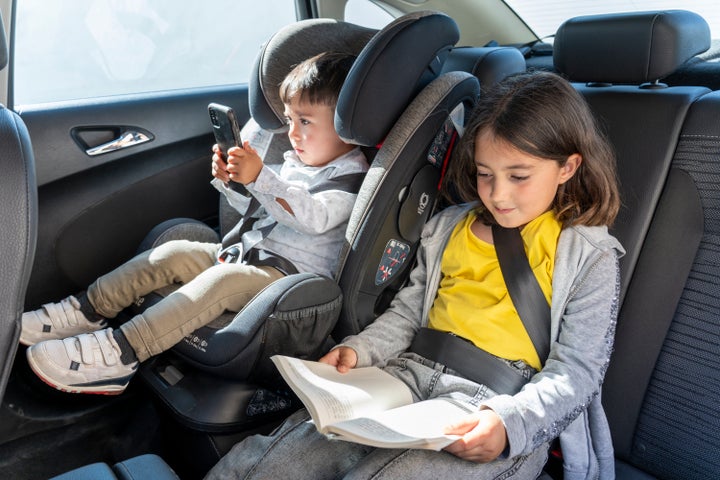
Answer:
[{"xmin": 492, "ymin": 224, "xmax": 551, "ymax": 363}]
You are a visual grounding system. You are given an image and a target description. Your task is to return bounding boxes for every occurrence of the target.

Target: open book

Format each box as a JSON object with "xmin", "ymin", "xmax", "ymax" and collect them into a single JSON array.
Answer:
[{"xmin": 271, "ymin": 355, "xmax": 476, "ymax": 450}]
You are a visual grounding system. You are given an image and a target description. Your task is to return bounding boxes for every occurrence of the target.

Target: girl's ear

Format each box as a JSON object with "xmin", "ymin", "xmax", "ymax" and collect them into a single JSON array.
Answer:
[{"xmin": 559, "ymin": 153, "xmax": 582, "ymax": 184}]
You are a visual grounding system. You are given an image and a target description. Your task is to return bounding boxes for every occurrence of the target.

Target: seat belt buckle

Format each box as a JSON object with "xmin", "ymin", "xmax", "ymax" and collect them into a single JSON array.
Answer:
[{"xmin": 217, "ymin": 244, "xmax": 242, "ymax": 264}]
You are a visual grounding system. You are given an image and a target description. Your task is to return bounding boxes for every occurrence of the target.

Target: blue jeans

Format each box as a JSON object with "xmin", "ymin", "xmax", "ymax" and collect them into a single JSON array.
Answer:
[{"xmin": 204, "ymin": 354, "xmax": 549, "ymax": 479}]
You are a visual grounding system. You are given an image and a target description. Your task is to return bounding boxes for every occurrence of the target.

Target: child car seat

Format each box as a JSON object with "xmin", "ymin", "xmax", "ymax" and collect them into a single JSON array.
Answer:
[{"xmin": 135, "ymin": 13, "xmax": 479, "ymax": 464}]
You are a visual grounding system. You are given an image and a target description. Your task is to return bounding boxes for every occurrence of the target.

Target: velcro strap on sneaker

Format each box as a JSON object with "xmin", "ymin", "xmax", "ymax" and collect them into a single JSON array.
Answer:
[{"xmin": 96, "ymin": 330, "xmax": 119, "ymax": 366}]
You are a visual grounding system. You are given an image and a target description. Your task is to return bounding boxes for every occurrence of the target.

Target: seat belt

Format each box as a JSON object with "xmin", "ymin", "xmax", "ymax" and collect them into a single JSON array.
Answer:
[
  {"xmin": 491, "ymin": 224, "xmax": 551, "ymax": 362},
  {"xmin": 410, "ymin": 222, "xmax": 551, "ymax": 395}
]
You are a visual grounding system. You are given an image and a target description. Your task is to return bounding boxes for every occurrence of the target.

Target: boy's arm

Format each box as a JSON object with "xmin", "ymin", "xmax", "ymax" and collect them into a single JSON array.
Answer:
[
  {"xmin": 248, "ymin": 165, "xmax": 359, "ymax": 235},
  {"xmin": 211, "ymin": 177, "xmax": 253, "ymax": 215}
]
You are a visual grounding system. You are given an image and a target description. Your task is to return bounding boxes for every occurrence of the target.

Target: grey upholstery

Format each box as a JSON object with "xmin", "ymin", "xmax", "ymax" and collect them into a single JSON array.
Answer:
[
  {"xmin": 0, "ymin": 12, "xmax": 38, "ymax": 401},
  {"xmin": 441, "ymin": 46, "xmax": 526, "ymax": 89},
  {"xmin": 49, "ymin": 454, "xmax": 179, "ymax": 480},
  {"xmin": 554, "ymin": 10, "xmax": 719, "ymax": 480},
  {"xmin": 606, "ymin": 90, "xmax": 720, "ymax": 480},
  {"xmin": 554, "ymin": 10, "xmax": 711, "ymax": 301}
]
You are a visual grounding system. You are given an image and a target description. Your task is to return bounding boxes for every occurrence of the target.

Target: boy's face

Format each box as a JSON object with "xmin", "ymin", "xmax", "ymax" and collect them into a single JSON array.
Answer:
[{"xmin": 283, "ymin": 98, "xmax": 355, "ymax": 167}]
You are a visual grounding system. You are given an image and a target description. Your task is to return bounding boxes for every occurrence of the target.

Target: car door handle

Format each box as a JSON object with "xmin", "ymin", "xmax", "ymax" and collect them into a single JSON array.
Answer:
[{"xmin": 85, "ymin": 129, "xmax": 153, "ymax": 156}]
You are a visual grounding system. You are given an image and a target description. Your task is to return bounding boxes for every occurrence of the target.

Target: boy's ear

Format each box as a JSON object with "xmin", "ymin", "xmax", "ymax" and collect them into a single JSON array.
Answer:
[{"xmin": 559, "ymin": 153, "xmax": 582, "ymax": 184}]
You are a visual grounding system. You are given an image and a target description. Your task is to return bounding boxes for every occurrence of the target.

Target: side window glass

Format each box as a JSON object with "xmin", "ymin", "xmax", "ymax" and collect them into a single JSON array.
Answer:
[
  {"xmin": 344, "ymin": 0, "xmax": 394, "ymax": 29},
  {"xmin": 13, "ymin": 0, "xmax": 296, "ymax": 106}
]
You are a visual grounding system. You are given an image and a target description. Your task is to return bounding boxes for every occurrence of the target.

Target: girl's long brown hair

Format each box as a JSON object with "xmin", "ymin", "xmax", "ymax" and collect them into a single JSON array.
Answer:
[{"xmin": 444, "ymin": 71, "xmax": 620, "ymax": 227}]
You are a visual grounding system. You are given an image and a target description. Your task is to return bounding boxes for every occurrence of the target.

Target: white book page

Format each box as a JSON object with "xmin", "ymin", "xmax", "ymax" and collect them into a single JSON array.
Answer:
[
  {"xmin": 271, "ymin": 356, "xmax": 413, "ymax": 431},
  {"xmin": 327, "ymin": 398, "xmax": 474, "ymax": 450}
]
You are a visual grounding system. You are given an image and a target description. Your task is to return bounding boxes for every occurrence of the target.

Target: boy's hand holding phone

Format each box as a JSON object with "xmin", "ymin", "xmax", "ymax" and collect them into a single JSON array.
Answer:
[
  {"xmin": 224, "ymin": 141, "xmax": 263, "ymax": 185},
  {"xmin": 209, "ymin": 102, "xmax": 260, "ymax": 192}
]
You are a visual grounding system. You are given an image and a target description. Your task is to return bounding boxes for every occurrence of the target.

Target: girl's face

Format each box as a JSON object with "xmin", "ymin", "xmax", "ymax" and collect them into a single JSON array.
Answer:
[
  {"xmin": 474, "ymin": 131, "xmax": 581, "ymax": 229},
  {"xmin": 283, "ymin": 98, "xmax": 355, "ymax": 167}
]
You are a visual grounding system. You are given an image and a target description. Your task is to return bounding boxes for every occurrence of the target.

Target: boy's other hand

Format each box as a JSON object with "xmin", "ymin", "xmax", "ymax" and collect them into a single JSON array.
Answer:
[
  {"xmin": 211, "ymin": 144, "xmax": 230, "ymax": 183},
  {"xmin": 226, "ymin": 141, "xmax": 263, "ymax": 185},
  {"xmin": 319, "ymin": 346, "xmax": 358, "ymax": 373}
]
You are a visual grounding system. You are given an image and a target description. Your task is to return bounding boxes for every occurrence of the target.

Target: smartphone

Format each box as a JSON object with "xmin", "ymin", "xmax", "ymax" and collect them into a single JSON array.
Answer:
[
  {"xmin": 208, "ymin": 103, "xmax": 249, "ymax": 195},
  {"xmin": 208, "ymin": 102, "xmax": 243, "ymax": 156}
]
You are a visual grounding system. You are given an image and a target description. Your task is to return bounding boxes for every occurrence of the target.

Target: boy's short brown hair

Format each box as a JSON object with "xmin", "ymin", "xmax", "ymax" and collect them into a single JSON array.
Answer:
[{"xmin": 279, "ymin": 51, "xmax": 356, "ymax": 108}]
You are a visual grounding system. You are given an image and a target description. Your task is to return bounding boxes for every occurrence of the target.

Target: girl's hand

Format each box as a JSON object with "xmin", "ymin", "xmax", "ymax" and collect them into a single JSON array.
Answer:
[
  {"xmin": 319, "ymin": 346, "xmax": 358, "ymax": 373},
  {"xmin": 211, "ymin": 144, "xmax": 230, "ymax": 183},
  {"xmin": 225, "ymin": 141, "xmax": 263, "ymax": 184},
  {"xmin": 443, "ymin": 409, "xmax": 508, "ymax": 463}
]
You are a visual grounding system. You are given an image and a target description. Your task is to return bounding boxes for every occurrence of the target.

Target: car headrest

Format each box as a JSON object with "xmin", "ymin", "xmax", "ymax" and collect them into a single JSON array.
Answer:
[
  {"xmin": 336, "ymin": 11, "xmax": 460, "ymax": 146},
  {"xmin": 554, "ymin": 10, "xmax": 710, "ymax": 84},
  {"xmin": 0, "ymin": 11, "xmax": 7, "ymax": 71},
  {"xmin": 249, "ymin": 18, "xmax": 377, "ymax": 132},
  {"xmin": 440, "ymin": 46, "xmax": 526, "ymax": 89}
]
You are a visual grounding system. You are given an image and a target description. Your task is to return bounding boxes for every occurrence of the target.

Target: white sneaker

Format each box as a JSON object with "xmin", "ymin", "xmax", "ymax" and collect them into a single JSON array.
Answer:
[
  {"xmin": 26, "ymin": 328, "xmax": 138, "ymax": 395},
  {"xmin": 20, "ymin": 295, "xmax": 107, "ymax": 346}
]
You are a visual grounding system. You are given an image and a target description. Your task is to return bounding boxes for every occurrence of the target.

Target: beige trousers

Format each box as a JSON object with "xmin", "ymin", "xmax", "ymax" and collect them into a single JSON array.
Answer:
[{"xmin": 86, "ymin": 240, "xmax": 284, "ymax": 362}]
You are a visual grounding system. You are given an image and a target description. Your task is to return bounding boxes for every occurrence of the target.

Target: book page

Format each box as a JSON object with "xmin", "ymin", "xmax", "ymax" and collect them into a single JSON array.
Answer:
[
  {"xmin": 326, "ymin": 397, "xmax": 474, "ymax": 450},
  {"xmin": 271, "ymin": 356, "xmax": 413, "ymax": 431}
]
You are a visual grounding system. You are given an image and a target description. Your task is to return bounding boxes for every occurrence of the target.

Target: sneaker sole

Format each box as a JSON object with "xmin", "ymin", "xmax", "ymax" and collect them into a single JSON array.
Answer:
[{"xmin": 26, "ymin": 349, "xmax": 131, "ymax": 396}]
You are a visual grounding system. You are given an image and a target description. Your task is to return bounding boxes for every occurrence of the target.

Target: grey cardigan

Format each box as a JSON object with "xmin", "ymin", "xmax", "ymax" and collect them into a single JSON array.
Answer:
[{"xmin": 343, "ymin": 203, "xmax": 624, "ymax": 480}]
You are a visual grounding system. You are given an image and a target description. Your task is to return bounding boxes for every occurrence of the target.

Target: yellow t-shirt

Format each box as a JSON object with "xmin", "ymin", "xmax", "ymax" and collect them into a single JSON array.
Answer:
[{"xmin": 427, "ymin": 209, "xmax": 560, "ymax": 370}]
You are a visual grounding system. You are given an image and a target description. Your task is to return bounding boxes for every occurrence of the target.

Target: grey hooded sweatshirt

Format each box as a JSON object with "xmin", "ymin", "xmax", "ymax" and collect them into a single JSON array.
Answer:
[{"xmin": 343, "ymin": 202, "xmax": 625, "ymax": 480}]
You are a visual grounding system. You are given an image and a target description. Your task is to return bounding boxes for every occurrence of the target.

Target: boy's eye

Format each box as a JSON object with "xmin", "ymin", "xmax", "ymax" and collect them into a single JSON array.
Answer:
[{"xmin": 300, "ymin": 118, "xmax": 310, "ymax": 125}]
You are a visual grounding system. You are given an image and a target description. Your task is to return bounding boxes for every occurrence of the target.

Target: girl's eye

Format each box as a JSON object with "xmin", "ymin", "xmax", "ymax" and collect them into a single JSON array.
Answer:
[
  {"xmin": 511, "ymin": 175, "xmax": 529, "ymax": 181},
  {"xmin": 476, "ymin": 171, "xmax": 491, "ymax": 178}
]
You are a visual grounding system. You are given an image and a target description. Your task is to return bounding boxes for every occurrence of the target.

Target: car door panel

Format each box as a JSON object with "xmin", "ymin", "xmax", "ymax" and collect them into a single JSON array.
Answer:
[{"xmin": 21, "ymin": 86, "xmax": 250, "ymax": 308}]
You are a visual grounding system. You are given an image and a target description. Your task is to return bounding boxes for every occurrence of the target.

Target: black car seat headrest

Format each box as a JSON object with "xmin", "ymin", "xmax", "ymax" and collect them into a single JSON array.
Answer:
[
  {"xmin": 249, "ymin": 18, "xmax": 377, "ymax": 132},
  {"xmin": 249, "ymin": 11, "xmax": 460, "ymax": 147},
  {"xmin": 440, "ymin": 46, "xmax": 526, "ymax": 89},
  {"xmin": 554, "ymin": 10, "xmax": 710, "ymax": 84},
  {"xmin": 335, "ymin": 11, "xmax": 460, "ymax": 146}
]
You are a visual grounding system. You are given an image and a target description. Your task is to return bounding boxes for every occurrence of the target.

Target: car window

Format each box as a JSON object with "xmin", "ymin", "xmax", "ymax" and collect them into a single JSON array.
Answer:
[
  {"xmin": 12, "ymin": 0, "xmax": 297, "ymax": 106},
  {"xmin": 506, "ymin": 0, "xmax": 720, "ymax": 40},
  {"xmin": 344, "ymin": 0, "xmax": 394, "ymax": 29}
]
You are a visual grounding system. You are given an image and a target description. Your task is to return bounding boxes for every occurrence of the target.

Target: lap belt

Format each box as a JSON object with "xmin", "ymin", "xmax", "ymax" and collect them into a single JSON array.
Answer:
[{"xmin": 410, "ymin": 327, "xmax": 528, "ymax": 395}]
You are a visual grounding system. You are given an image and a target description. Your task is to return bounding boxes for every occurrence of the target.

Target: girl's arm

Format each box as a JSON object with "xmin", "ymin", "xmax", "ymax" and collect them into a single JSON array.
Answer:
[
  {"xmin": 340, "ymin": 215, "xmax": 443, "ymax": 367},
  {"xmin": 482, "ymin": 248, "xmax": 621, "ymax": 458}
]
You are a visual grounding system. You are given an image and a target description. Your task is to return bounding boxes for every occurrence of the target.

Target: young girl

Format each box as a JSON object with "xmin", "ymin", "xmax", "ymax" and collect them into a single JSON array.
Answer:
[{"xmin": 205, "ymin": 70, "xmax": 623, "ymax": 480}]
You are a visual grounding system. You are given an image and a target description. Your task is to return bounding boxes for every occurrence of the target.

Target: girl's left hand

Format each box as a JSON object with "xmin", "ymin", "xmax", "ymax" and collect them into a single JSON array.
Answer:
[{"xmin": 442, "ymin": 409, "xmax": 508, "ymax": 463}]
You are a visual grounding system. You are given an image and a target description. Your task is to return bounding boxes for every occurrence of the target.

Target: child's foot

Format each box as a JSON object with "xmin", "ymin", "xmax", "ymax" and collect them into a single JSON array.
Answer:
[
  {"xmin": 20, "ymin": 295, "xmax": 107, "ymax": 346},
  {"xmin": 26, "ymin": 328, "xmax": 137, "ymax": 395}
]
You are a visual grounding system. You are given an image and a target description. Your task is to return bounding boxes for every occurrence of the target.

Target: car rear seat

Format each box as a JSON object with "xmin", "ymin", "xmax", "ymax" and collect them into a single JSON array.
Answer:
[
  {"xmin": 553, "ymin": 10, "xmax": 711, "ymax": 302},
  {"xmin": 554, "ymin": 10, "xmax": 718, "ymax": 480},
  {"xmin": 604, "ymin": 80, "xmax": 720, "ymax": 480}
]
